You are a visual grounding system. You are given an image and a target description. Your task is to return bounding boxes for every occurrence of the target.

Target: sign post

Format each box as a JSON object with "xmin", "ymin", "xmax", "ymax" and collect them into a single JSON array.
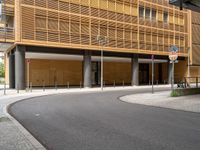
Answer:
[
  {"xmin": 169, "ymin": 46, "xmax": 179, "ymax": 92},
  {"xmin": 151, "ymin": 55, "xmax": 154, "ymax": 94},
  {"xmin": 27, "ymin": 59, "xmax": 30, "ymax": 91}
]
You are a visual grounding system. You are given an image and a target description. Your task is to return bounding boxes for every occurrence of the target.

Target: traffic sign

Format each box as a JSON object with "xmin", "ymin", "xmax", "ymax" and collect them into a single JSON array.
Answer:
[
  {"xmin": 27, "ymin": 59, "xmax": 31, "ymax": 63},
  {"xmin": 169, "ymin": 45, "xmax": 178, "ymax": 61},
  {"xmin": 170, "ymin": 45, "xmax": 179, "ymax": 53},
  {"xmin": 170, "ymin": 60, "xmax": 179, "ymax": 63},
  {"xmin": 169, "ymin": 51, "xmax": 178, "ymax": 61}
]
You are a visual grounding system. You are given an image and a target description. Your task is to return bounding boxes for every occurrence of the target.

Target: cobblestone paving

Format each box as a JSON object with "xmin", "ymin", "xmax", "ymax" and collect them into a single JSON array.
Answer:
[{"xmin": 0, "ymin": 117, "xmax": 36, "ymax": 150}]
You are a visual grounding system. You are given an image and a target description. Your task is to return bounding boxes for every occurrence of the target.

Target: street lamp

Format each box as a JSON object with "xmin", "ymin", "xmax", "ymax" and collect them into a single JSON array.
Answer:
[{"xmin": 97, "ymin": 35, "xmax": 108, "ymax": 91}]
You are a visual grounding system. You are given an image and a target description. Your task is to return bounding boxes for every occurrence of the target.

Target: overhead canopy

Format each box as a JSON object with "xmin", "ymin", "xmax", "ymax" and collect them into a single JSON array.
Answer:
[{"xmin": 169, "ymin": 0, "xmax": 200, "ymax": 12}]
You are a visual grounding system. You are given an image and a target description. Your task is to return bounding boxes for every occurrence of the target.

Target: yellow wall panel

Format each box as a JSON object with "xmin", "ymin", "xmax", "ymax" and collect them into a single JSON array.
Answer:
[
  {"xmin": 108, "ymin": 1, "xmax": 115, "ymax": 11},
  {"xmin": 90, "ymin": 0, "xmax": 99, "ymax": 8},
  {"xmin": 124, "ymin": 4, "xmax": 131, "ymax": 15},
  {"xmin": 100, "ymin": 0, "xmax": 107, "ymax": 9},
  {"xmin": 81, "ymin": 0, "xmax": 89, "ymax": 6},
  {"xmin": 132, "ymin": 5, "xmax": 138, "ymax": 16},
  {"xmin": 116, "ymin": 2, "xmax": 123, "ymax": 13}
]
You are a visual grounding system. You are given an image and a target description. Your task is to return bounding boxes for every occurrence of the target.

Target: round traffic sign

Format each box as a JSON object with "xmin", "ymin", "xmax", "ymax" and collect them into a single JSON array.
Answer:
[{"xmin": 169, "ymin": 51, "xmax": 178, "ymax": 61}]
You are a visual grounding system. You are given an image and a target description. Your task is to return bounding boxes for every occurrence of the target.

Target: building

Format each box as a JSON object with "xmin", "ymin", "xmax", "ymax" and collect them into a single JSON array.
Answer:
[
  {"xmin": 0, "ymin": 0, "xmax": 200, "ymax": 90},
  {"xmin": 169, "ymin": 0, "xmax": 200, "ymax": 13}
]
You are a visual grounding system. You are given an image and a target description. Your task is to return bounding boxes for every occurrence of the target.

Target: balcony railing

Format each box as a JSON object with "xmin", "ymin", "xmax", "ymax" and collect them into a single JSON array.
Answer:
[{"xmin": 0, "ymin": 27, "xmax": 14, "ymax": 42}]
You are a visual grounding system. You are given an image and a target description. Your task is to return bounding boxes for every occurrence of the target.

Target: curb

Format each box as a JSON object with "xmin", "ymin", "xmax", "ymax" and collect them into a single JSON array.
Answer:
[
  {"xmin": 3, "ymin": 96, "xmax": 47, "ymax": 150},
  {"xmin": 1, "ymin": 85, "xmax": 171, "ymax": 149}
]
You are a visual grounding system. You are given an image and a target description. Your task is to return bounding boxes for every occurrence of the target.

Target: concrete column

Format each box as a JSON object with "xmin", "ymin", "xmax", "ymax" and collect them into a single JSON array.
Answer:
[
  {"xmin": 168, "ymin": 62, "xmax": 173, "ymax": 84},
  {"xmin": 83, "ymin": 50, "xmax": 92, "ymax": 88},
  {"xmin": 131, "ymin": 54, "xmax": 139, "ymax": 86},
  {"xmin": 15, "ymin": 45, "xmax": 26, "ymax": 90},
  {"xmin": 9, "ymin": 53, "xmax": 15, "ymax": 89}
]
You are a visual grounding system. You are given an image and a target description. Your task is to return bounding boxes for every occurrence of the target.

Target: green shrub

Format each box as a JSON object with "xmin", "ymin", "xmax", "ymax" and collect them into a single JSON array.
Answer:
[
  {"xmin": 170, "ymin": 90, "xmax": 180, "ymax": 97},
  {"xmin": 0, "ymin": 62, "xmax": 5, "ymax": 78}
]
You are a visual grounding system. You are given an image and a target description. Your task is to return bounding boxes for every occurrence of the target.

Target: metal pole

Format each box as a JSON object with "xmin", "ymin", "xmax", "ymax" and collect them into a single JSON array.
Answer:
[
  {"xmin": 4, "ymin": 81, "xmax": 6, "ymax": 95},
  {"xmin": 152, "ymin": 55, "xmax": 154, "ymax": 94},
  {"xmin": 30, "ymin": 82, "xmax": 32, "ymax": 92},
  {"xmin": 172, "ymin": 61, "xmax": 175, "ymax": 91},
  {"xmin": 3, "ymin": 0, "xmax": 7, "ymax": 93},
  {"xmin": 27, "ymin": 61, "xmax": 30, "ymax": 91},
  {"xmin": 188, "ymin": 48, "xmax": 190, "ymax": 84},
  {"xmin": 101, "ymin": 45, "xmax": 103, "ymax": 91}
]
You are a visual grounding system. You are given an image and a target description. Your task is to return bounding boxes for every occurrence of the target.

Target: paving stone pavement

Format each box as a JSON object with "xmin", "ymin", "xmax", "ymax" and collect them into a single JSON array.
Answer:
[
  {"xmin": 0, "ymin": 117, "xmax": 36, "ymax": 150},
  {"xmin": 120, "ymin": 91, "xmax": 200, "ymax": 113}
]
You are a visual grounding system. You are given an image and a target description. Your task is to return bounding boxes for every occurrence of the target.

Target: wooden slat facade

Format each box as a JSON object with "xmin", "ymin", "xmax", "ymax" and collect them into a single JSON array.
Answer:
[
  {"xmin": 2, "ymin": 0, "xmax": 190, "ymax": 57},
  {"xmin": 191, "ymin": 11, "xmax": 200, "ymax": 65}
]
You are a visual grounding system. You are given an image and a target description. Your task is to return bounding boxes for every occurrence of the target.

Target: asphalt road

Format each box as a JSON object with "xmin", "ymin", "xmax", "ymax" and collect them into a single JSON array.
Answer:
[{"xmin": 9, "ymin": 87, "xmax": 200, "ymax": 150}]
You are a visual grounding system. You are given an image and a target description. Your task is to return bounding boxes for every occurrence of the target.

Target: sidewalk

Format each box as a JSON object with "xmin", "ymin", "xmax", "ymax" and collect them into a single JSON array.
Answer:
[
  {"xmin": 120, "ymin": 91, "xmax": 200, "ymax": 113},
  {"xmin": 0, "ymin": 85, "xmax": 170, "ymax": 150}
]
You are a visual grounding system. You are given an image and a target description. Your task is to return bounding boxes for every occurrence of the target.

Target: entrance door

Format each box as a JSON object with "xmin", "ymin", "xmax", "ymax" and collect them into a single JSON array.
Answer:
[{"xmin": 139, "ymin": 64, "xmax": 149, "ymax": 85}]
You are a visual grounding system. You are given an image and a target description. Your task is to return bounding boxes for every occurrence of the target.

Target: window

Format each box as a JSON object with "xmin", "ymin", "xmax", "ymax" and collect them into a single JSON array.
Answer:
[
  {"xmin": 152, "ymin": 9, "xmax": 157, "ymax": 21},
  {"xmin": 139, "ymin": 6, "xmax": 144, "ymax": 18},
  {"xmin": 163, "ymin": 12, "xmax": 168, "ymax": 23},
  {"xmin": 145, "ymin": 8, "xmax": 151, "ymax": 20}
]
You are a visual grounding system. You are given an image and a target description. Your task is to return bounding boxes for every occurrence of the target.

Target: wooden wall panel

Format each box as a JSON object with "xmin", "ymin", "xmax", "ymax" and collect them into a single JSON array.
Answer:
[
  {"xmin": 104, "ymin": 62, "xmax": 131, "ymax": 84},
  {"xmin": 192, "ymin": 11, "xmax": 200, "ymax": 65},
  {"xmin": 28, "ymin": 59, "xmax": 83, "ymax": 86}
]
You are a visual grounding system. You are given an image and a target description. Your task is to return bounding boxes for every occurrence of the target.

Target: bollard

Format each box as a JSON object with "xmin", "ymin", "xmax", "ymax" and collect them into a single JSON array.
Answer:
[
  {"xmin": 30, "ymin": 82, "xmax": 32, "ymax": 92},
  {"xmin": 55, "ymin": 82, "xmax": 57, "ymax": 90},
  {"xmin": 4, "ymin": 82, "xmax": 6, "ymax": 95},
  {"xmin": 123, "ymin": 80, "xmax": 124, "ymax": 88},
  {"xmin": 80, "ymin": 81, "xmax": 82, "ymax": 89},
  {"xmin": 17, "ymin": 84, "xmax": 19, "ymax": 94},
  {"xmin": 67, "ymin": 82, "xmax": 69, "ymax": 89},
  {"xmin": 43, "ymin": 81, "xmax": 45, "ymax": 91}
]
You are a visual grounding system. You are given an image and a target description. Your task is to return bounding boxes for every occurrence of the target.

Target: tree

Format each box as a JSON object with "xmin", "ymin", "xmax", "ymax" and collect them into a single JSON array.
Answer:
[{"xmin": 0, "ymin": 62, "xmax": 5, "ymax": 78}]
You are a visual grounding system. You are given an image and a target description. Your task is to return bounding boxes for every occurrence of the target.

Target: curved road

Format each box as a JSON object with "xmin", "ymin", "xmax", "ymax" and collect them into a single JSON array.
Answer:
[{"xmin": 9, "ymin": 88, "xmax": 200, "ymax": 150}]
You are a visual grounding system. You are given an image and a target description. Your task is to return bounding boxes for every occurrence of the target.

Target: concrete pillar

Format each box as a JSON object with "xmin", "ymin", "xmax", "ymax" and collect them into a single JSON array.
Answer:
[
  {"xmin": 131, "ymin": 54, "xmax": 139, "ymax": 86},
  {"xmin": 168, "ymin": 62, "xmax": 173, "ymax": 84},
  {"xmin": 15, "ymin": 45, "xmax": 25, "ymax": 90},
  {"xmin": 9, "ymin": 53, "xmax": 15, "ymax": 89},
  {"xmin": 83, "ymin": 50, "xmax": 92, "ymax": 88}
]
